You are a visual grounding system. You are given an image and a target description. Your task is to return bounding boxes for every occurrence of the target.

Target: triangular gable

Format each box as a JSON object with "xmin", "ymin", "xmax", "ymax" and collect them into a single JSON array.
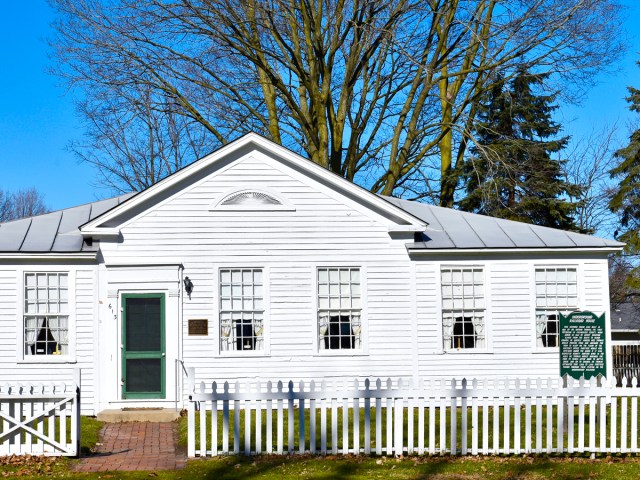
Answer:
[{"xmin": 80, "ymin": 133, "xmax": 426, "ymax": 237}]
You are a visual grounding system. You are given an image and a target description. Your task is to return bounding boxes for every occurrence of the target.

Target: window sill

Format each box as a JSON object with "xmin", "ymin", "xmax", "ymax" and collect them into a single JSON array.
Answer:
[
  {"xmin": 314, "ymin": 350, "xmax": 368, "ymax": 357},
  {"xmin": 18, "ymin": 356, "xmax": 77, "ymax": 364},
  {"xmin": 218, "ymin": 351, "xmax": 270, "ymax": 358},
  {"xmin": 532, "ymin": 347, "xmax": 559, "ymax": 354},
  {"xmin": 442, "ymin": 349, "xmax": 493, "ymax": 354}
]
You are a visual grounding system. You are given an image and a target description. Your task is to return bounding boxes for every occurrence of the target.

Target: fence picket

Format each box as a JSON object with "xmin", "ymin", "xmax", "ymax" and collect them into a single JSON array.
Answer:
[
  {"xmin": 276, "ymin": 382, "xmax": 283, "ymax": 455},
  {"xmin": 632, "ymin": 377, "xmax": 638, "ymax": 452},
  {"xmin": 212, "ymin": 382, "xmax": 218, "ymax": 456},
  {"xmin": 288, "ymin": 381, "xmax": 294, "ymax": 454},
  {"xmin": 310, "ymin": 381, "xmax": 316, "ymax": 454},
  {"xmin": 266, "ymin": 381, "xmax": 273, "ymax": 454},
  {"xmin": 353, "ymin": 380, "xmax": 360, "ymax": 455},
  {"xmin": 471, "ymin": 382, "xmax": 478, "ymax": 456},
  {"xmin": 535, "ymin": 378, "xmax": 542, "ymax": 453},
  {"xmin": 342, "ymin": 395, "xmax": 349, "ymax": 455},
  {"xmin": 375, "ymin": 391, "xmax": 382, "ymax": 455},
  {"xmin": 503, "ymin": 393, "xmax": 510, "ymax": 454},
  {"xmin": 320, "ymin": 394, "xmax": 327, "ymax": 454},
  {"xmin": 546, "ymin": 389, "xmax": 553, "ymax": 454},
  {"xmin": 364, "ymin": 389, "xmax": 371, "ymax": 454},
  {"xmin": 428, "ymin": 396, "xmax": 436, "ymax": 454},
  {"xmin": 386, "ymin": 381, "xmax": 393, "ymax": 456},
  {"xmin": 331, "ymin": 397, "xmax": 338, "ymax": 455},
  {"xmin": 255, "ymin": 390, "xmax": 262, "ymax": 454},
  {"xmin": 621, "ymin": 378, "xmax": 628, "ymax": 454},
  {"xmin": 244, "ymin": 394, "xmax": 251, "ymax": 455},
  {"xmin": 299, "ymin": 381, "xmax": 306, "ymax": 454},
  {"xmin": 461, "ymin": 379, "xmax": 468, "ymax": 455},
  {"xmin": 418, "ymin": 392, "xmax": 425, "ymax": 455},
  {"xmin": 589, "ymin": 378, "xmax": 596, "ymax": 453}
]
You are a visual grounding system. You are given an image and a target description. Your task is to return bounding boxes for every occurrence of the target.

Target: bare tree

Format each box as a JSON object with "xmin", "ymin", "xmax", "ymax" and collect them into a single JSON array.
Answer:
[
  {"xmin": 0, "ymin": 188, "xmax": 48, "ymax": 222},
  {"xmin": 72, "ymin": 84, "xmax": 211, "ymax": 193},
  {"xmin": 566, "ymin": 124, "xmax": 620, "ymax": 235},
  {"xmin": 51, "ymin": 0, "xmax": 624, "ymax": 203}
]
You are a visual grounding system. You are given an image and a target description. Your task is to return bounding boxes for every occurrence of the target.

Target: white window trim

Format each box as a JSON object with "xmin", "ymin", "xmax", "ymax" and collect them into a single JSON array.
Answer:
[
  {"xmin": 531, "ymin": 263, "xmax": 581, "ymax": 353},
  {"xmin": 313, "ymin": 264, "xmax": 368, "ymax": 356},
  {"xmin": 215, "ymin": 265, "xmax": 270, "ymax": 357},
  {"xmin": 439, "ymin": 263, "xmax": 492, "ymax": 354},
  {"xmin": 210, "ymin": 186, "xmax": 295, "ymax": 211},
  {"xmin": 17, "ymin": 268, "xmax": 76, "ymax": 364}
]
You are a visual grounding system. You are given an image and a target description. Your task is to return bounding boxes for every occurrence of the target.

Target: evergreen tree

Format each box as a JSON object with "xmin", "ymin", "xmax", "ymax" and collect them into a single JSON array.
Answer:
[
  {"xmin": 459, "ymin": 70, "xmax": 581, "ymax": 230},
  {"xmin": 610, "ymin": 65, "xmax": 640, "ymax": 256}
]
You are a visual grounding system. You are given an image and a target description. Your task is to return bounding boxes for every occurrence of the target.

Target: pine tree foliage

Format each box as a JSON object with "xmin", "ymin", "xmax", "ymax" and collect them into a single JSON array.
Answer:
[
  {"xmin": 459, "ymin": 70, "xmax": 581, "ymax": 230},
  {"xmin": 610, "ymin": 64, "xmax": 640, "ymax": 255}
]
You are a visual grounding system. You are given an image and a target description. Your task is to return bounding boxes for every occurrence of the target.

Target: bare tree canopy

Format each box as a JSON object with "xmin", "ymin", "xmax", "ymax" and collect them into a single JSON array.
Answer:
[
  {"xmin": 0, "ymin": 188, "xmax": 48, "ymax": 222},
  {"xmin": 51, "ymin": 0, "xmax": 624, "ymax": 204}
]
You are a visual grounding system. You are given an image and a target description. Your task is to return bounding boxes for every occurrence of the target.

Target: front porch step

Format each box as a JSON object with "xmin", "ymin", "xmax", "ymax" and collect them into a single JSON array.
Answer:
[{"xmin": 97, "ymin": 408, "xmax": 181, "ymax": 423}]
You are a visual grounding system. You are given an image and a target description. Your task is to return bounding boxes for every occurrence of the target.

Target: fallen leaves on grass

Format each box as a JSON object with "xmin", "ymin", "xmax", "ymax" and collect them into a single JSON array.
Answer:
[{"xmin": 0, "ymin": 454, "xmax": 62, "ymax": 477}]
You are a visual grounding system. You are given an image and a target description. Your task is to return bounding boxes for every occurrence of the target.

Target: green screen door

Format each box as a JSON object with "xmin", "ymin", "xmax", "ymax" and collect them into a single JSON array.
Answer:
[{"xmin": 122, "ymin": 294, "xmax": 165, "ymax": 399}]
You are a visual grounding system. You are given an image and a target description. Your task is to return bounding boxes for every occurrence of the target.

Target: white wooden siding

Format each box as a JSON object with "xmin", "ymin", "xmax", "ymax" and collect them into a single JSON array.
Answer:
[{"xmin": 0, "ymin": 265, "xmax": 97, "ymax": 415}]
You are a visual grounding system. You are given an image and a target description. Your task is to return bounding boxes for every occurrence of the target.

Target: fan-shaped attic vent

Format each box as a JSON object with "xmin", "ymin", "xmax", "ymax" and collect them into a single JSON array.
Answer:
[
  {"xmin": 221, "ymin": 191, "xmax": 282, "ymax": 207},
  {"xmin": 212, "ymin": 188, "xmax": 295, "ymax": 211}
]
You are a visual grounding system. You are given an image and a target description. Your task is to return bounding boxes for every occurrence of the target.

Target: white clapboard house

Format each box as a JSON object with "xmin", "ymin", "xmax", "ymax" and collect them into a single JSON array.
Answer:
[{"xmin": 0, "ymin": 134, "xmax": 622, "ymax": 416}]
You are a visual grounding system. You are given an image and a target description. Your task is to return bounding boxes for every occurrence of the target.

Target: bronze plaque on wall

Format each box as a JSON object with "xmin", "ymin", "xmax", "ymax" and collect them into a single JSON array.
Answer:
[{"xmin": 188, "ymin": 319, "xmax": 208, "ymax": 336}]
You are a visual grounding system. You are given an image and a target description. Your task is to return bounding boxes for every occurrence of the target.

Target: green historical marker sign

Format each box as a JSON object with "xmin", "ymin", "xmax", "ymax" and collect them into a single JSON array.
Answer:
[{"xmin": 559, "ymin": 311, "xmax": 607, "ymax": 380}]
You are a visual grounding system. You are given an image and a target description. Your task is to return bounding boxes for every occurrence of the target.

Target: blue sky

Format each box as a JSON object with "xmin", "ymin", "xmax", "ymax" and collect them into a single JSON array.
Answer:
[{"xmin": 0, "ymin": 1, "xmax": 639, "ymax": 212}]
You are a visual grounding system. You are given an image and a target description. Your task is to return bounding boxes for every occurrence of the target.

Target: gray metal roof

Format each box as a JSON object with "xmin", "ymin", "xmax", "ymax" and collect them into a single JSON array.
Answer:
[
  {"xmin": 383, "ymin": 197, "xmax": 623, "ymax": 250},
  {"xmin": 0, "ymin": 194, "xmax": 135, "ymax": 253},
  {"xmin": 0, "ymin": 190, "xmax": 622, "ymax": 254}
]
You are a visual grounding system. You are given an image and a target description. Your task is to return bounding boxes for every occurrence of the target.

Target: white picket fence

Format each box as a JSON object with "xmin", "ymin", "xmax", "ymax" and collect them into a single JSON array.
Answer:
[
  {"xmin": 187, "ymin": 370, "xmax": 640, "ymax": 457},
  {"xmin": 0, "ymin": 370, "xmax": 80, "ymax": 456}
]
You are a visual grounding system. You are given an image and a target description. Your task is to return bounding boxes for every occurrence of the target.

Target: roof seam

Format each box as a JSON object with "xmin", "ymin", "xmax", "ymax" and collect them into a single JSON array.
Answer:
[
  {"xmin": 493, "ymin": 219, "xmax": 517, "ymax": 247},
  {"xmin": 527, "ymin": 224, "xmax": 547, "ymax": 247},
  {"xmin": 430, "ymin": 209, "xmax": 457, "ymax": 247},
  {"xmin": 459, "ymin": 212, "xmax": 486, "ymax": 248},
  {"xmin": 49, "ymin": 212, "xmax": 64, "ymax": 251},
  {"xmin": 17, "ymin": 218, "xmax": 32, "ymax": 252}
]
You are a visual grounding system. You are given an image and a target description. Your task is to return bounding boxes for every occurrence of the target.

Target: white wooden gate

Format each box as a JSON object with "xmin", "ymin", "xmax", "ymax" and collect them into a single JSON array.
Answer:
[
  {"xmin": 187, "ymin": 370, "xmax": 640, "ymax": 457},
  {"xmin": 0, "ymin": 370, "xmax": 80, "ymax": 456}
]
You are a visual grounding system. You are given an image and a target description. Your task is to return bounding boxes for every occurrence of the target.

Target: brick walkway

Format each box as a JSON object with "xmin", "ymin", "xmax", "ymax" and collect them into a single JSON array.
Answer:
[{"xmin": 73, "ymin": 422, "xmax": 187, "ymax": 472}]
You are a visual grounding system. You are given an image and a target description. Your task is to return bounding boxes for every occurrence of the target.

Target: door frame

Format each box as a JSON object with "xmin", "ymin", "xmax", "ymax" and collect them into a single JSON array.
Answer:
[{"xmin": 121, "ymin": 293, "xmax": 166, "ymax": 399}]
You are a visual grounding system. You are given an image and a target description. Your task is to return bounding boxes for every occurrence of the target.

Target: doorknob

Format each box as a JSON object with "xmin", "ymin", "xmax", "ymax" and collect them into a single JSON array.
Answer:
[{"xmin": 162, "ymin": 353, "xmax": 166, "ymax": 357}]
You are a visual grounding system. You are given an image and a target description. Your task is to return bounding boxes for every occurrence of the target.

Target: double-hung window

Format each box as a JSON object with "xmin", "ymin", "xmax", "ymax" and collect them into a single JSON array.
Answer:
[
  {"xmin": 441, "ymin": 267, "xmax": 485, "ymax": 350},
  {"xmin": 535, "ymin": 267, "xmax": 578, "ymax": 348},
  {"xmin": 24, "ymin": 272, "xmax": 69, "ymax": 356},
  {"xmin": 318, "ymin": 267, "xmax": 361, "ymax": 350},
  {"xmin": 219, "ymin": 268, "xmax": 264, "ymax": 352}
]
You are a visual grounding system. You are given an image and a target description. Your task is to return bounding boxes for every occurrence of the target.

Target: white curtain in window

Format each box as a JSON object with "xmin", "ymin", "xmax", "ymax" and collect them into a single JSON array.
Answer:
[
  {"xmin": 254, "ymin": 320, "xmax": 264, "ymax": 350},
  {"xmin": 318, "ymin": 313, "xmax": 329, "ymax": 350},
  {"xmin": 536, "ymin": 314, "xmax": 549, "ymax": 347},
  {"xmin": 471, "ymin": 316, "xmax": 485, "ymax": 348},
  {"xmin": 221, "ymin": 321, "xmax": 232, "ymax": 351},
  {"xmin": 25, "ymin": 317, "xmax": 44, "ymax": 350},
  {"xmin": 351, "ymin": 313, "xmax": 362, "ymax": 348},
  {"xmin": 442, "ymin": 316, "xmax": 453, "ymax": 350}
]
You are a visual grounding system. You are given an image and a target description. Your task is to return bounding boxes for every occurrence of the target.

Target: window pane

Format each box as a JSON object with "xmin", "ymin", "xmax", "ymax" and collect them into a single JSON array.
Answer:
[
  {"xmin": 125, "ymin": 297, "xmax": 161, "ymax": 352},
  {"xmin": 441, "ymin": 267, "xmax": 485, "ymax": 350},
  {"xmin": 219, "ymin": 268, "xmax": 264, "ymax": 351},
  {"xmin": 318, "ymin": 267, "xmax": 361, "ymax": 350}
]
